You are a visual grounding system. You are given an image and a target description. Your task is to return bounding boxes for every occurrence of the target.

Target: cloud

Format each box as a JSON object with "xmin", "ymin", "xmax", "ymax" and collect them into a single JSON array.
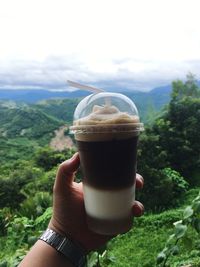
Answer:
[
  {"xmin": 0, "ymin": 0, "xmax": 200, "ymax": 91},
  {"xmin": 0, "ymin": 56, "xmax": 200, "ymax": 92}
]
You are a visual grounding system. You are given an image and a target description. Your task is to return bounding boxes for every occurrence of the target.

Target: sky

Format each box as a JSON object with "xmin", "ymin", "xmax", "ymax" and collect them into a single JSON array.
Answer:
[{"xmin": 0, "ymin": 0, "xmax": 200, "ymax": 91}]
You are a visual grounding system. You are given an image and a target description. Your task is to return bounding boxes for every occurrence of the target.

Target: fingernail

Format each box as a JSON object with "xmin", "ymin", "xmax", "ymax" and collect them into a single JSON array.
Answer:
[
  {"xmin": 133, "ymin": 203, "xmax": 144, "ymax": 217},
  {"xmin": 137, "ymin": 174, "xmax": 144, "ymax": 183},
  {"xmin": 70, "ymin": 152, "xmax": 79, "ymax": 161}
]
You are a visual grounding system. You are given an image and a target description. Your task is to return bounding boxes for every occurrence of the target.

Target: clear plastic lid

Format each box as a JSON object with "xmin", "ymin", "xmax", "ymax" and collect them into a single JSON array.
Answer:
[{"xmin": 70, "ymin": 92, "xmax": 144, "ymax": 134}]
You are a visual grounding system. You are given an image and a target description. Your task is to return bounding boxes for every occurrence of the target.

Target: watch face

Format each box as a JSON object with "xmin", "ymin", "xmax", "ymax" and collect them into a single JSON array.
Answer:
[{"xmin": 40, "ymin": 229, "xmax": 86, "ymax": 267}]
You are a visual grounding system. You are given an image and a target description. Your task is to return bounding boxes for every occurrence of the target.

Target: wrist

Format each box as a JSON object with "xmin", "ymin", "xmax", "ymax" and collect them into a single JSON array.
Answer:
[
  {"xmin": 40, "ymin": 228, "xmax": 87, "ymax": 267},
  {"xmin": 48, "ymin": 220, "xmax": 67, "ymax": 237},
  {"xmin": 48, "ymin": 219, "xmax": 89, "ymax": 252}
]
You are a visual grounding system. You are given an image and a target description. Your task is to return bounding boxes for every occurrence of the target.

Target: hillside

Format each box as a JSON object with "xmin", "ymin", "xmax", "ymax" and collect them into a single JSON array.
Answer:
[
  {"xmin": 0, "ymin": 85, "xmax": 172, "ymax": 123},
  {"xmin": 0, "ymin": 85, "xmax": 173, "ymax": 128},
  {"xmin": 35, "ymin": 98, "xmax": 79, "ymax": 123},
  {"xmin": 98, "ymin": 188, "xmax": 200, "ymax": 267},
  {"xmin": 0, "ymin": 101, "xmax": 62, "ymax": 139},
  {"xmin": 0, "ymin": 88, "xmax": 171, "ymax": 165},
  {"xmin": 0, "ymin": 101, "xmax": 64, "ymax": 164},
  {"xmin": 125, "ymin": 87, "xmax": 171, "ymax": 123},
  {"xmin": 35, "ymin": 88, "xmax": 171, "ymax": 124}
]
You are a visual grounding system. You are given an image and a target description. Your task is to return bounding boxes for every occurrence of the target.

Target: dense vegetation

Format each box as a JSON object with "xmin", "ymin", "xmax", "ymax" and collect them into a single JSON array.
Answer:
[
  {"xmin": 0, "ymin": 74, "xmax": 200, "ymax": 266},
  {"xmin": 35, "ymin": 98, "xmax": 79, "ymax": 124},
  {"xmin": 0, "ymin": 99, "xmax": 75, "ymax": 164}
]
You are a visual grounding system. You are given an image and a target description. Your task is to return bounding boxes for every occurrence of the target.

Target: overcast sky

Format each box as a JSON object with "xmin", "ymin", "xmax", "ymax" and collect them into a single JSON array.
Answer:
[{"xmin": 0, "ymin": 0, "xmax": 200, "ymax": 91}]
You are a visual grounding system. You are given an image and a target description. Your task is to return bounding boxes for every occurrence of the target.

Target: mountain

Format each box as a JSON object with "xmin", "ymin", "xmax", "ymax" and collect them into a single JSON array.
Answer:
[
  {"xmin": 0, "ymin": 84, "xmax": 172, "ymax": 123},
  {"xmin": 0, "ymin": 89, "xmax": 90, "ymax": 103},
  {"xmin": 0, "ymin": 84, "xmax": 172, "ymax": 104},
  {"xmin": 35, "ymin": 90, "xmax": 171, "ymax": 125},
  {"xmin": 0, "ymin": 101, "xmax": 62, "ymax": 139},
  {"xmin": 150, "ymin": 85, "xmax": 172, "ymax": 106},
  {"xmin": 0, "ymin": 84, "xmax": 172, "ymax": 164},
  {"xmin": 122, "ymin": 85, "xmax": 171, "ymax": 122},
  {"xmin": 35, "ymin": 98, "xmax": 79, "ymax": 123},
  {"xmin": 0, "ymin": 100, "xmax": 66, "ymax": 163}
]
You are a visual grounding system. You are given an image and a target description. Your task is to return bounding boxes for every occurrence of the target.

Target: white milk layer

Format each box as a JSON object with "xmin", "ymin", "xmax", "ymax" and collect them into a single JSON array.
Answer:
[{"xmin": 83, "ymin": 184, "xmax": 135, "ymax": 220}]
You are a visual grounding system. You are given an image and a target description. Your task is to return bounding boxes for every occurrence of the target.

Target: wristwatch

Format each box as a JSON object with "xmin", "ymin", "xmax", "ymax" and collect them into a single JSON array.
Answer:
[{"xmin": 39, "ymin": 228, "xmax": 87, "ymax": 267}]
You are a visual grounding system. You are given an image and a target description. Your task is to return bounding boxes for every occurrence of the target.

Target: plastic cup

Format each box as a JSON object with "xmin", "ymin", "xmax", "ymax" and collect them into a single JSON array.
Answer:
[{"xmin": 70, "ymin": 92, "xmax": 144, "ymax": 235}]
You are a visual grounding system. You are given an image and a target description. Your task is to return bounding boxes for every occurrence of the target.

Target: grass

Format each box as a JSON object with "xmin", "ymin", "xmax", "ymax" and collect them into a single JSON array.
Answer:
[
  {"xmin": 97, "ymin": 189, "xmax": 200, "ymax": 267},
  {"xmin": 98, "ymin": 212, "xmax": 200, "ymax": 267},
  {"xmin": 100, "ymin": 225, "xmax": 171, "ymax": 267}
]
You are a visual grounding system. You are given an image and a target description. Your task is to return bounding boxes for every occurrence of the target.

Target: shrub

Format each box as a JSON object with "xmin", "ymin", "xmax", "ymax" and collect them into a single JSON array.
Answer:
[
  {"xmin": 35, "ymin": 207, "xmax": 53, "ymax": 230},
  {"xmin": 138, "ymin": 168, "xmax": 188, "ymax": 210},
  {"xmin": 0, "ymin": 176, "xmax": 26, "ymax": 209},
  {"xmin": 161, "ymin": 168, "xmax": 189, "ymax": 199},
  {"xmin": 136, "ymin": 209, "xmax": 183, "ymax": 228},
  {"xmin": 34, "ymin": 147, "xmax": 76, "ymax": 171},
  {"xmin": 19, "ymin": 192, "xmax": 52, "ymax": 219},
  {"xmin": 0, "ymin": 208, "xmax": 13, "ymax": 236},
  {"xmin": 157, "ymin": 191, "xmax": 200, "ymax": 267}
]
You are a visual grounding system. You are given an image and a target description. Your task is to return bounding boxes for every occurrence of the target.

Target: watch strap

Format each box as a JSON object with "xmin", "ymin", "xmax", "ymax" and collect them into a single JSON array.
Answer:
[{"xmin": 39, "ymin": 228, "xmax": 86, "ymax": 267}]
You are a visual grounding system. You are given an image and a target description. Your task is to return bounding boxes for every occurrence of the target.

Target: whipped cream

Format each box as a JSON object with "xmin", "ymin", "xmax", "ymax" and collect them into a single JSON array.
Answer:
[{"xmin": 73, "ymin": 105, "xmax": 140, "ymax": 126}]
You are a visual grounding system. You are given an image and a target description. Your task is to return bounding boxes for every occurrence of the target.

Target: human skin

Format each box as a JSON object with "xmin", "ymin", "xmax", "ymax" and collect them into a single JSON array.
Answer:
[{"xmin": 19, "ymin": 153, "xmax": 144, "ymax": 267}]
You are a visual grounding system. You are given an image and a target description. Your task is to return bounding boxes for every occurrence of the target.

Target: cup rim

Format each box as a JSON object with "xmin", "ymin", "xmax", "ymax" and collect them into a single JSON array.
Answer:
[{"xmin": 70, "ymin": 123, "xmax": 144, "ymax": 134}]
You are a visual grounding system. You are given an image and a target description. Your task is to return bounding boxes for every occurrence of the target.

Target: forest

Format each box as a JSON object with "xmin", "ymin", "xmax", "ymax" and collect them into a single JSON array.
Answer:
[{"xmin": 0, "ymin": 74, "xmax": 200, "ymax": 267}]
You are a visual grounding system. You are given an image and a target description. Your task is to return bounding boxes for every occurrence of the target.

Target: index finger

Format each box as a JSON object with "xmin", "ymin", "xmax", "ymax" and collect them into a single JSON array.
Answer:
[
  {"xmin": 136, "ymin": 173, "xmax": 144, "ymax": 189},
  {"xmin": 53, "ymin": 153, "xmax": 80, "ymax": 193}
]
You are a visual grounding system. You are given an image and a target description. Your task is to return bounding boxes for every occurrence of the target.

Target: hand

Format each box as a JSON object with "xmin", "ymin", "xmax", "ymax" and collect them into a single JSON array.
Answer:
[{"xmin": 49, "ymin": 153, "xmax": 144, "ymax": 252}]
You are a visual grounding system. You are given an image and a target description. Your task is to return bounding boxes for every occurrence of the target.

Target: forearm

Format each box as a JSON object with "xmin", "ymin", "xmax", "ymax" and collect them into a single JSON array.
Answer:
[{"xmin": 19, "ymin": 240, "xmax": 73, "ymax": 267}]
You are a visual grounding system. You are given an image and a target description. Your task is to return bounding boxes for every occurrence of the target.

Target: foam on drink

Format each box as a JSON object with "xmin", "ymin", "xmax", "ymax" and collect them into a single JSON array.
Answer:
[
  {"xmin": 73, "ymin": 105, "xmax": 139, "ymax": 126},
  {"xmin": 72, "ymin": 104, "xmax": 140, "ymax": 141}
]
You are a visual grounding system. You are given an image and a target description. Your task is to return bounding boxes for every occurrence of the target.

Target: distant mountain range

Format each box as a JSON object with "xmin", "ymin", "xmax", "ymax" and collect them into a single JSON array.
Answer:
[
  {"xmin": 0, "ymin": 85, "xmax": 172, "ymax": 163},
  {"xmin": 0, "ymin": 84, "xmax": 172, "ymax": 126},
  {"xmin": 0, "ymin": 84, "xmax": 172, "ymax": 103},
  {"xmin": 0, "ymin": 89, "xmax": 89, "ymax": 103}
]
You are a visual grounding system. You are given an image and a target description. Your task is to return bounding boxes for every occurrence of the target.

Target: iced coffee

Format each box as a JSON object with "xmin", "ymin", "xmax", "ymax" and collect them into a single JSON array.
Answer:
[{"xmin": 70, "ymin": 92, "xmax": 143, "ymax": 235}]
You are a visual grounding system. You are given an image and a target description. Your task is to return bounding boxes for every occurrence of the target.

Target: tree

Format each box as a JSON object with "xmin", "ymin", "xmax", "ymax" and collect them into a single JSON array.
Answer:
[
  {"xmin": 34, "ymin": 147, "xmax": 74, "ymax": 171},
  {"xmin": 171, "ymin": 73, "xmax": 200, "ymax": 102},
  {"xmin": 158, "ymin": 75, "xmax": 200, "ymax": 183},
  {"xmin": 137, "ymin": 74, "xmax": 200, "ymax": 209}
]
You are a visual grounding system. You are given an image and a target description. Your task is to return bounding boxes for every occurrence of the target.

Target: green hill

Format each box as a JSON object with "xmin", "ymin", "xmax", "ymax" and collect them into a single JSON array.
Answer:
[
  {"xmin": 35, "ymin": 98, "xmax": 79, "ymax": 123},
  {"xmin": 0, "ymin": 101, "xmax": 62, "ymax": 139},
  {"xmin": 35, "ymin": 91, "xmax": 170, "ymax": 124},
  {"xmin": 0, "ymin": 86, "xmax": 172, "ymax": 124},
  {"xmin": 0, "ymin": 101, "xmax": 64, "ymax": 164}
]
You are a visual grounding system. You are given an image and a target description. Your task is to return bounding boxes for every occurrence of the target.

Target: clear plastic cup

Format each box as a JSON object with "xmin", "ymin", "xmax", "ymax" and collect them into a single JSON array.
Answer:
[{"xmin": 70, "ymin": 92, "xmax": 144, "ymax": 235}]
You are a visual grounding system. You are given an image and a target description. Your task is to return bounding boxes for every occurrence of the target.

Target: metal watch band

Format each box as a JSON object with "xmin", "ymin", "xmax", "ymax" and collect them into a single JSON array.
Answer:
[{"xmin": 39, "ymin": 228, "xmax": 87, "ymax": 267}]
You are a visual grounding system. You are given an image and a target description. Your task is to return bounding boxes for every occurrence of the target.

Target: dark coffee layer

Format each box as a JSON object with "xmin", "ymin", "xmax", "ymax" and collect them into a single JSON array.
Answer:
[
  {"xmin": 77, "ymin": 136, "xmax": 138, "ymax": 189},
  {"xmin": 86, "ymin": 214, "xmax": 133, "ymax": 235}
]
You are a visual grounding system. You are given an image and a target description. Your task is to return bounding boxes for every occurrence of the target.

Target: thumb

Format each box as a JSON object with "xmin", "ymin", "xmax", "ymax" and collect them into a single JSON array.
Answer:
[{"xmin": 53, "ymin": 152, "xmax": 80, "ymax": 193}]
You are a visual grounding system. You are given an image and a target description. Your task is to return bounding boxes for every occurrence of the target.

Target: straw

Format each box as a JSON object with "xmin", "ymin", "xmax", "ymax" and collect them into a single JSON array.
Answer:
[
  {"xmin": 67, "ymin": 80, "xmax": 111, "ymax": 106},
  {"xmin": 67, "ymin": 80, "xmax": 104, "ymax": 93}
]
